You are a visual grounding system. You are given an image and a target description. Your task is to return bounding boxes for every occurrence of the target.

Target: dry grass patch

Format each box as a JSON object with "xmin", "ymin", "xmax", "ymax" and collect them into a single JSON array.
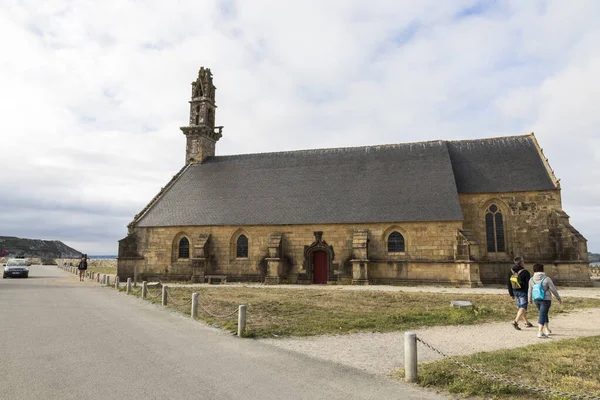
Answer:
[
  {"xmin": 87, "ymin": 266, "xmax": 117, "ymax": 275},
  {"xmin": 397, "ymin": 336, "xmax": 600, "ymax": 399},
  {"xmin": 132, "ymin": 286, "xmax": 600, "ymax": 338}
]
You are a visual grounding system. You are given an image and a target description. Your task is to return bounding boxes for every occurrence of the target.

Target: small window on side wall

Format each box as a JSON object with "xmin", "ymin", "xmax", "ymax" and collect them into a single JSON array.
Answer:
[
  {"xmin": 387, "ymin": 231, "xmax": 405, "ymax": 253},
  {"xmin": 236, "ymin": 235, "xmax": 248, "ymax": 258},
  {"xmin": 178, "ymin": 237, "xmax": 190, "ymax": 259}
]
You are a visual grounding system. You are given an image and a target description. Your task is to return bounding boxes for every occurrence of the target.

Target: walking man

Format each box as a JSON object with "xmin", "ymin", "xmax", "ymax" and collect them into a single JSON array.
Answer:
[
  {"xmin": 78, "ymin": 254, "xmax": 88, "ymax": 282},
  {"xmin": 508, "ymin": 256, "xmax": 533, "ymax": 330}
]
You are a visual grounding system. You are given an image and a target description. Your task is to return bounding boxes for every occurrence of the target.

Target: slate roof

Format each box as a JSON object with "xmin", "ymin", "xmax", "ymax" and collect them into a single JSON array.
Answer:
[
  {"xmin": 134, "ymin": 134, "xmax": 558, "ymax": 227},
  {"xmin": 136, "ymin": 141, "xmax": 463, "ymax": 227},
  {"xmin": 446, "ymin": 135, "xmax": 557, "ymax": 193}
]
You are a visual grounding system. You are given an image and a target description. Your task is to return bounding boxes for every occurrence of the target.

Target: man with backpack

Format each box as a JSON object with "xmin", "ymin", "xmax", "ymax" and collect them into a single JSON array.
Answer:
[
  {"xmin": 77, "ymin": 254, "xmax": 88, "ymax": 282},
  {"xmin": 507, "ymin": 256, "xmax": 533, "ymax": 330}
]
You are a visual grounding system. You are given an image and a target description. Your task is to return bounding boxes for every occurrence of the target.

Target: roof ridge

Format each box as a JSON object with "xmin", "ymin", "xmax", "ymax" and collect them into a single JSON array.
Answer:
[
  {"xmin": 446, "ymin": 133, "xmax": 532, "ymax": 144},
  {"xmin": 210, "ymin": 139, "xmax": 448, "ymax": 160},
  {"xmin": 210, "ymin": 134, "xmax": 534, "ymax": 161}
]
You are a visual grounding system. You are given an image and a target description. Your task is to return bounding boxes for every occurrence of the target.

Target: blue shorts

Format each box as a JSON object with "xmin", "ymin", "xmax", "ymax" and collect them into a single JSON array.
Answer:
[{"xmin": 514, "ymin": 292, "xmax": 528, "ymax": 310}]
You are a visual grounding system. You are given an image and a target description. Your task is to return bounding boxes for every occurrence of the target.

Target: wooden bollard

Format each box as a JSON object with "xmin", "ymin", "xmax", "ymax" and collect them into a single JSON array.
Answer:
[
  {"xmin": 191, "ymin": 293, "xmax": 198, "ymax": 318},
  {"xmin": 404, "ymin": 332, "xmax": 418, "ymax": 383},
  {"xmin": 115, "ymin": 276, "xmax": 120, "ymax": 289},
  {"xmin": 142, "ymin": 281, "xmax": 148, "ymax": 299},
  {"xmin": 126, "ymin": 278, "xmax": 132, "ymax": 294},
  {"xmin": 238, "ymin": 305, "xmax": 247, "ymax": 337}
]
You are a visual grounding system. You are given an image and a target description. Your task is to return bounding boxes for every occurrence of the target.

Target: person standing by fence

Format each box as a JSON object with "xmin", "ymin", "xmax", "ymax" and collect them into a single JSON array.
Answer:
[
  {"xmin": 78, "ymin": 254, "xmax": 88, "ymax": 282},
  {"xmin": 528, "ymin": 263, "xmax": 562, "ymax": 338}
]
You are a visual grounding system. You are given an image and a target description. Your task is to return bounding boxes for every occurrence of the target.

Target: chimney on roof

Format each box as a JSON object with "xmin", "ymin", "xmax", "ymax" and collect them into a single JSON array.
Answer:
[{"xmin": 180, "ymin": 67, "xmax": 223, "ymax": 164}]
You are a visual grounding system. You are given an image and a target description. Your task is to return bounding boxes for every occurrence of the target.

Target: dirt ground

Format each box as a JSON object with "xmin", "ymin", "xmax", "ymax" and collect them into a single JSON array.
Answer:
[{"xmin": 257, "ymin": 284, "xmax": 600, "ymax": 376}]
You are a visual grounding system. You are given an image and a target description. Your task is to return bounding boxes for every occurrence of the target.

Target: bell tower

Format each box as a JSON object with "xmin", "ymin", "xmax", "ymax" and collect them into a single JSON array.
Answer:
[{"xmin": 180, "ymin": 67, "xmax": 223, "ymax": 164}]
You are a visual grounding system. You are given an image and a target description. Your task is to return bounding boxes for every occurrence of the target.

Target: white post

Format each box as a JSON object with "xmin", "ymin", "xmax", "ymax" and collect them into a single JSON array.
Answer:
[
  {"xmin": 126, "ymin": 278, "xmax": 132, "ymax": 294},
  {"xmin": 191, "ymin": 292, "xmax": 198, "ymax": 318},
  {"xmin": 237, "ymin": 305, "xmax": 247, "ymax": 337},
  {"xmin": 162, "ymin": 285, "xmax": 168, "ymax": 306},
  {"xmin": 404, "ymin": 332, "xmax": 418, "ymax": 383},
  {"xmin": 142, "ymin": 281, "xmax": 148, "ymax": 299}
]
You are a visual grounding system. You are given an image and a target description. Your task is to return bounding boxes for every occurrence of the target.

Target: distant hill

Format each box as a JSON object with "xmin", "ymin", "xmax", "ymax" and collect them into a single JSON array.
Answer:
[
  {"xmin": 589, "ymin": 252, "xmax": 600, "ymax": 263},
  {"xmin": 0, "ymin": 236, "xmax": 82, "ymax": 259}
]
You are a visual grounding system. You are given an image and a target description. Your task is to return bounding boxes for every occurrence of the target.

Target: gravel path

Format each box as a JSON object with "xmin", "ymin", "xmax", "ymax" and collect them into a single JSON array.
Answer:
[
  {"xmin": 255, "ymin": 284, "xmax": 600, "ymax": 376},
  {"xmin": 170, "ymin": 281, "xmax": 600, "ymax": 299}
]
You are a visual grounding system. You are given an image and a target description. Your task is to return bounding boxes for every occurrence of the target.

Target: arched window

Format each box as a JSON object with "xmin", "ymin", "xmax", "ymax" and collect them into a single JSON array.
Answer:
[
  {"xmin": 195, "ymin": 105, "xmax": 200, "ymax": 125},
  {"xmin": 236, "ymin": 234, "xmax": 248, "ymax": 258},
  {"xmin": 387, "ymin": 231, "xmax": 405, "ymax": 253},
  {"xmin": 178, "ymin": 237, "xmax": 190, "ymax": 259},
  {"xmin": 485, "ymin": 204, "xmax": 505, "ymax": 252}
]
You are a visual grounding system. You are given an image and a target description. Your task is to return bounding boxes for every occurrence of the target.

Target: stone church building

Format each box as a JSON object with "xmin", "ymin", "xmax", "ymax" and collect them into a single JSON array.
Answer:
[{"xmin": 117, "ymin": 67, "xmax": 591, "ymax": 287}]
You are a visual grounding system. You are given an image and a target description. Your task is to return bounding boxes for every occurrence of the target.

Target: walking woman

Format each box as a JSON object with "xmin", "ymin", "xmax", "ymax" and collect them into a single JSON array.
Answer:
[{"xmin": 528, "ymin": 263, "xmax": 562, "ymax": 338}]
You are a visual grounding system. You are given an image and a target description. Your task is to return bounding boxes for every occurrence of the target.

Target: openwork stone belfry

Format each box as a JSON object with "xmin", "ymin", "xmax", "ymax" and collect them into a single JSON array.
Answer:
[{"xmin": 117, "ymin": 67, "xmax": 592, "ymax": 287}]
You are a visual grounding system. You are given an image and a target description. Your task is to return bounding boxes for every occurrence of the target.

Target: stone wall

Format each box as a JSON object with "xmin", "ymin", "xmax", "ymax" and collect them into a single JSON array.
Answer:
[
  {"xmin": 118, "ymin": 190, "xmax": 591, "ymax": 286},
  {"xmin": 120, "ymin": 221, "xmax": 468, "ymax": 284},
  {"xmin": 459, "ymin": 190, "xmax": 587, "ymax": 263},
  {"xmin": 480, "ymin": 262, "xmax": 592, "ymax": 286}
]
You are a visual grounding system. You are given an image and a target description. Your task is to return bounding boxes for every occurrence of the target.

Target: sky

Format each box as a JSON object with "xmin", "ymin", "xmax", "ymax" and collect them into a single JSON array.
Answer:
[{"xmin": 1, "ymin": 0, "xmax": 599, "ymax": 255}]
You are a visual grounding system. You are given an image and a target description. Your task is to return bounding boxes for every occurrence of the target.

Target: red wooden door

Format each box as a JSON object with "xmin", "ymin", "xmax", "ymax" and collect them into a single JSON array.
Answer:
[{"xmin": 312, "ymin": 251, "xmax": 328, "ymax": 284}]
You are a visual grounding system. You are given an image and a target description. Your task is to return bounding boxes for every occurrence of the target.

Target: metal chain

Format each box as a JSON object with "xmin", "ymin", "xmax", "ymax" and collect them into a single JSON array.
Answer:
[
  {"xmin": 198, "ymin": 301, "xmax": 239, "ymax": 318},
  {"xmin": 130, "ymin": 286, "xmax": 143, "ymax": 295},
  {"xmin": 415, "ymin": 337, "xmax": 600, "ymax": 399},
  {"xmin": 196, "ymin": 292, "xmax": 239, "ymax": 319},
  {"xmin": 145, "ymin": 288, "xmax": 162, "ymax": 299},
  {"xmin": 166, "ymin": 291, "xmax": 193, "ymax": 307}
]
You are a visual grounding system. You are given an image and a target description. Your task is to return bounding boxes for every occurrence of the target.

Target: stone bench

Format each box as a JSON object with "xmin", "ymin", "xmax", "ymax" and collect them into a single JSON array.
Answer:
[{"xmin": 206, "ymin": 275, "xmax": 228, "ymax": 284}]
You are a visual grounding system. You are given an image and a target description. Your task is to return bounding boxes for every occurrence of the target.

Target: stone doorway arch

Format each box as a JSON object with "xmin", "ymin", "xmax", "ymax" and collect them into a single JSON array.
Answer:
[{"xmin": 304, "ymin": 231, "xmax": 335, "ymax": 284}]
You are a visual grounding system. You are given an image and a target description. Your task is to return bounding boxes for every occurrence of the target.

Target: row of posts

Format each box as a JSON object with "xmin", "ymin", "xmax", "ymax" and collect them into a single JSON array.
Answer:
[
  {"xmin": 62, "ymin": 265, "xmax": 113, "ymax": 285},
  {"xmin": 59, "ymin": 264, "xmax": 247, "ymax": 337},
  {"xmin": 60, "ymin": 264, "xmax": 418, "ymax": 379}
]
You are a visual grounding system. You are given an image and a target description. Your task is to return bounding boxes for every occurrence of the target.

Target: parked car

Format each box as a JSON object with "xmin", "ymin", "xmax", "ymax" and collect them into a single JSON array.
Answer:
[{"xmin": 3, "ymin": 259, "xmax": 30, "ymax": 278}]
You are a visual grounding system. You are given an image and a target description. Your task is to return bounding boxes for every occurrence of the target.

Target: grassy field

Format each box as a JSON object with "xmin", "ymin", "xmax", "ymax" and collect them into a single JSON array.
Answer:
[
  {"xmin": 396, "ymin": 336, "xmax": 600, "ymax": 399},
  {"xmin": 123, "ymin": 286, "xmax": 600, "ymax": 338},
  {"xmin": 86, "ymin": 265, "xmax": 117, "ymax": 275}
]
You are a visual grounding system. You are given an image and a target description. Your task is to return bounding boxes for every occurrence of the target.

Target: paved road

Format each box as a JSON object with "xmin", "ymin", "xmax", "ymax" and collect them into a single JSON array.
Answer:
[{"xmin": 0, "ymin": 265, "xmax": 445, "ymax": 400}]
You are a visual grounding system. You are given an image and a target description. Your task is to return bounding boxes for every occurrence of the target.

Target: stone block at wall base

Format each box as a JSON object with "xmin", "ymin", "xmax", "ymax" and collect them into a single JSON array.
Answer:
[
  {"xmin": 479, "ymin": 262, "xmax": 592, "ymax": 287},
  {"xmin": 191, "ymin": 275, "xmax": 206, "ymax": 283},
  {"xmin": 264, "ymin": 276, "xmax": 281, "ymax": 285},
  {"xmin": 369, "ymin": 278, "xmax": 481, "ymax": 287}
]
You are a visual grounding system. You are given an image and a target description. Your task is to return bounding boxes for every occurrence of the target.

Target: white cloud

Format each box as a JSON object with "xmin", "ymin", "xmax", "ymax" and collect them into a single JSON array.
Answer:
[{"xmin": 0, "ymin": 0, "xmax": 599, "ymax": 254}]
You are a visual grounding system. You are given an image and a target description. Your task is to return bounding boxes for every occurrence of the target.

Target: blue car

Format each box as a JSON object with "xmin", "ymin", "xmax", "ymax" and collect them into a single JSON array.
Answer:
[{"xmin": 3, "ymin": 259, "xmax": 30, "ymax": 278}]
